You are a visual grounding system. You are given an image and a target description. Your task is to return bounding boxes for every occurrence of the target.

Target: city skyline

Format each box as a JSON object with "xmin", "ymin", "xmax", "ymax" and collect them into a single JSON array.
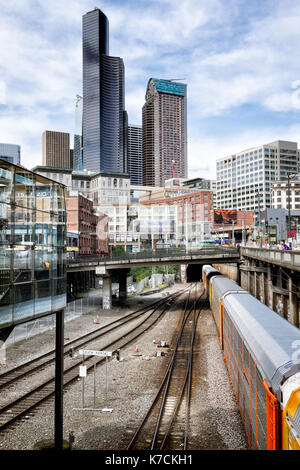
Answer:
[{"xmin": 1, "ymin": 0, "xmax": 300, "ymax": 179}]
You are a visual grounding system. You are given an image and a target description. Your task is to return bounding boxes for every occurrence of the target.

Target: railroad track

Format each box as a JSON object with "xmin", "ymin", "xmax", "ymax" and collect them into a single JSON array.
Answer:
[
  {"xmin": 0, "ymin": 285, "xmax": 191, "ymax": 433},
  {"xmin": 127, "ymin": 282, "xmax": 205, "ymax": 450}
]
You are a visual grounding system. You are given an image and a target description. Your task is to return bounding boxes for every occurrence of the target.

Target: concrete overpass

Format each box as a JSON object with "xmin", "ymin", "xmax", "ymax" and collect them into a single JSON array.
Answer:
[
  {"xmin": 67, "ymin": 247, "xmax": 239, "ymax": 309},
  {"xmin": 67, "ymin": 247, "xmax": 239, "ymax": 272}
]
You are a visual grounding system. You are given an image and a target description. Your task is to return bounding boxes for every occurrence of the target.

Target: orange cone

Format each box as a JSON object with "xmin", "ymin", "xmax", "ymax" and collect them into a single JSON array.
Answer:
[
  {"xmin": 116, "ymin": 308, "xmax": 120, "ymax": 313},
  {"xmin": 135, "ymin": 346, "xmax": 139, "ymax": 353},
  {"xmin": 95, "ymin": 314, "xmax": 99, "ymax": 324}
]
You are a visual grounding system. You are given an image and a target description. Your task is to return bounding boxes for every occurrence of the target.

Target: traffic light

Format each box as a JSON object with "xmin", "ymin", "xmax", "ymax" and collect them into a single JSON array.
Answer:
[{"xmin": 116, "ymin": 349, "xmax": 120, "ymax": 361}]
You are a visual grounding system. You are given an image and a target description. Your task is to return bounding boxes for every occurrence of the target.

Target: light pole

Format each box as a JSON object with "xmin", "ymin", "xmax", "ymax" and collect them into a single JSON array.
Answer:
[
  {"xmin": 287, "ymin": 174, "xmax": 291, "ymax": 241},
  {"xmin": 287, "ymin": 173, "xmax": 297, "ymax": 243},
  {"xmin": 257, "ymin": 192, "xmax": 262, "ymax": 247}
]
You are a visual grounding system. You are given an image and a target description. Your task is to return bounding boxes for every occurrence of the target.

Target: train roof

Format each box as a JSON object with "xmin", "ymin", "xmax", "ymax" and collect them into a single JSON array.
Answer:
[
  {"xmin": 202, "ymin": 265, "xmax": 220, "ymax": 276},
  {"xmin": 210, "ymin": 275, "xmax": 244, "ymax": 299},
  {"xmin": 223, "ymin": 293, "xmax": 300, "ymax": 399}
]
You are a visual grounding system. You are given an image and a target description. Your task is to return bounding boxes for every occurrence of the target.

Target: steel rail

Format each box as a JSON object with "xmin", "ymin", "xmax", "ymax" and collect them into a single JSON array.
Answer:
[
  {"xmin": 0, "ymin": 288, "xmax": 185, "ymax": 389},
  {"xmin": 126, "ymin": 286, "xmax": 194, "ymax": 451},
  {"xmin": 0, "ymin": 286, "xmax": 191, "ymax": 434},
  {"xmin": 127, "ymin": 284, "xmax": 205, "ymax": 450}
]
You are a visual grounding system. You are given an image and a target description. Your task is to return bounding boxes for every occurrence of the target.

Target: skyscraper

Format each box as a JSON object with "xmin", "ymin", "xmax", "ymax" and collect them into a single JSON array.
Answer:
[
  {"xmin": 142, "ymin": 78, "xmax": 187, "ymax": 187},
  {"xmin": 82, "ymin": 7, "xmax": 127, "ymax": 173},
  {"xmin": 127, "ymin": 124, "xmax": 142, "ymax": 185},
  {"xmin": 42, "ymin": 130, "xmax": 71, "ymax": 168},
  {"xmin": 0, "ymin": 143, "xmax": 20, "ymax": 165}
]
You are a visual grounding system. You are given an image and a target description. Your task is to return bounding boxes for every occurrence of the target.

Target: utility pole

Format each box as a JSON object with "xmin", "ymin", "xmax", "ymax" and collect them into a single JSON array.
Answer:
[
  {"xmin": 185, "ymin": 199, "xmax": 188, "ymax": 253},
  {"xmin": 287, "ymin": 174, "xmax": 291, "ymax": 241},
  {"xmin": 257, "ymin": 192, "xmax": 262, "ymax": 247}
]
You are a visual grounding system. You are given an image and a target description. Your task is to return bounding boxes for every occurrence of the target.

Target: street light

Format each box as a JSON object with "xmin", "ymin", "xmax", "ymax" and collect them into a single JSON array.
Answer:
[
  {"xmin": 256, "ymin": 192, "xmax": 262, "ymax": 247},
  {"xmin": 287, "ymin": 173, "xmax": 295, "ymax": 241}
]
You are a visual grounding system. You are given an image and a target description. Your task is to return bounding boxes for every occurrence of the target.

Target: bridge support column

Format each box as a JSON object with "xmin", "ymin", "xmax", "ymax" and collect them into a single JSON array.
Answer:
[
  {"xmin": 288, "ymin": 275, "xmax": 298, "ymax": 327},
  {"xmin": 253, "ymin": 271, "xmax": 257, "ymax": 299},
  {"xmin": 117, "ymin": 269, "xmax": 130, "ymax": 306},
  {"xmin": 247, "ymin": 264, "xmax": 251, "ymax": 293},
  {"xmin": 267, "ymin": 266, "xmax": 274, "ymax": 310},
  {"xmin": 102, "ymin": 276, "xmax": 112, "ymax": 310},
  {"xmin": 181, "ymin": 265, "xmax": 187, "ymax": 283},
  {"xmin": 260, "ymin": 271, "xmax": 265, "ymax": 304}
]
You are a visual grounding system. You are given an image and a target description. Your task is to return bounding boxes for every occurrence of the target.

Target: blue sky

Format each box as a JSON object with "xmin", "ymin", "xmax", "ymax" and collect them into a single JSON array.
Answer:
[{"xmin": 1, "ymin": 0, "xmax": 300, "ymax": 179}]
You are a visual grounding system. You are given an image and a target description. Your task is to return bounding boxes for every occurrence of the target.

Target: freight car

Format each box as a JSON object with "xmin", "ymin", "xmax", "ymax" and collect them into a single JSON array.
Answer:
[
  {"xmin": 202, "ymin": 265, "xmax": 300, "ymax": 450},
  {"xmin": 202, "ymin": 265, "xmax": 222, "ymax": 295}
]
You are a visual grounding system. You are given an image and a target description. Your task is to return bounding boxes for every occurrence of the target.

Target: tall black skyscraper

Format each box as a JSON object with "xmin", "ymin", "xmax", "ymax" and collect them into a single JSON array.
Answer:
[{"xmin": 82, "ymin": 8, "xmax": 127, "ymax": 173}]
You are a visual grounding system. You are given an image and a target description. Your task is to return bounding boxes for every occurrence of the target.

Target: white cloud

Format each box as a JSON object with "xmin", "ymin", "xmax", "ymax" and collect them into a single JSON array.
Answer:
[{"xmin": 0, "ymin": 0, "xmax": 300, "ymax": 173}]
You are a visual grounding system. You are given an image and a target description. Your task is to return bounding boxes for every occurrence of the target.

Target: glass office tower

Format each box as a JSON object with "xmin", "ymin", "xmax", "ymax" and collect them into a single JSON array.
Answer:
[
  {"xmin": 0, "ymin": 160, "xmax": 67, "ymax": 330},
  {"xmin": 82, "ymin": 8, "xmax": 127, "ymax": 173}
]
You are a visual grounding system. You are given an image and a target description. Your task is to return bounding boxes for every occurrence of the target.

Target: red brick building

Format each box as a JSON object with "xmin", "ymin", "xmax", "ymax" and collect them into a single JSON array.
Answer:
[
  {"xmin": 141, "ymin": 190, "xmax": 213, "ymax": 224},
  {"xmin": 67, "ymin": 193, "xmax": 108, "ymax": 256}
]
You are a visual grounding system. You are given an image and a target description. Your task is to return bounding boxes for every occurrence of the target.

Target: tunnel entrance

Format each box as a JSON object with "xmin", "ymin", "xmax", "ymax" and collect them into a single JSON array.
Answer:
[{"xmin": 186, "ymin": 264, "xmax": 203, "ymax": 282}]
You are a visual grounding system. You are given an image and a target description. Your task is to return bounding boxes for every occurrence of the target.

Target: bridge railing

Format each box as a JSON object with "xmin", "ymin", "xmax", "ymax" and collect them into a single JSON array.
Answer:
[{"xmin": 67, "ymin": 246, "xmax": 239, "ymax": 266}]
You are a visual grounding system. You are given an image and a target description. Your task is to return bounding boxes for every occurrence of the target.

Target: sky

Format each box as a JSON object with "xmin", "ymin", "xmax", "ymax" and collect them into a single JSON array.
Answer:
[{"xmin": 1, "ymin": 0, "xmax": 300, "ymax": 179}]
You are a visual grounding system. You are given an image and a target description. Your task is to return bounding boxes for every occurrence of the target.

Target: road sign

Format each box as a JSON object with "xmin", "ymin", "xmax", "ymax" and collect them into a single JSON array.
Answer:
[
  {"xmin": 79, "ymin": 349, "xmax": 112, "ymax": 357},
  {"xmin": 79, "ymin": 365, "xmax": 87, "ymax": 377}
]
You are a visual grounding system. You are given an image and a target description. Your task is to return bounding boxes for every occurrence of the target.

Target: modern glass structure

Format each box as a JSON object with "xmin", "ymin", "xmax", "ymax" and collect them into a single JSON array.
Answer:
[
  {"xmin": 0, "ymin": 143, "xmax": 21, "ymax": 165},
  {"xmin": 82, "ymin": 8, "xmax": 127, "ymax": 173},
  {"xmin": 142, "ymin": 78, "xmax": 187, "ymax": 187},
  {"xmin": 73, "ymin": 94, "xmax": 83, "ymax": 170},
  {"xmin": 0, "ymin": 160, "xmax": 67, "ymax": 330}
]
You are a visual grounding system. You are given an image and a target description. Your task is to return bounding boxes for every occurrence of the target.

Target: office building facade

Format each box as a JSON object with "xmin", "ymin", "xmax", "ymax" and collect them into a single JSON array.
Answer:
[
  {"xmin": 127, "ymin": 125, "xmax": 142, "ymax": 185},
  {"xmin": 142, "ymin": 78, "xmax": 187, "ymax": 187},
  {"xmin": 0, "ymin": 143, "xmax": 20, "ymax": 165},
  {"xmin": 216, "ymin": 140, "xmax": 300, "ymax": 217},
  {"xmin": 42, "ymin": 130, "xmax": 71, "ymax": 169},
  {"xmin": 0, "ymin": 160, "xmax": 66, "ymax": 330},
  {"xmin": 82, "ymin": 8, "xmax": 127, "ymax": 173},
  {"xmin": 272, "ymin": 174, "xmax": 300, "ymax": 210}
]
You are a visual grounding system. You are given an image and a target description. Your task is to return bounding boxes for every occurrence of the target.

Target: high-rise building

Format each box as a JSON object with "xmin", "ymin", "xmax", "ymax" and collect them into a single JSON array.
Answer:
[
  {"xmin": 142, "ymin": 78, "xmax": 187, "ymax": 187},
  {"xmin": 127, "ymin": 124, "xmax": 142, "ymax": 185},
  {"xmin": 42, "ymin": 130, "xmax": 71, "ymax": 168},
  {"xmin": 73, "ymin": 94, "xmax": 83, "ymax": 170},
  {"xmin": 0, "ymin": 142, "xmax": 20, "ymax": 165},
  {"xmin": 82, "ymin": 7, "xmax": 127, "ymax": 173},
  {"xmin": 216, "ymin": 140, "xmax": 300, "ymax": 217}
]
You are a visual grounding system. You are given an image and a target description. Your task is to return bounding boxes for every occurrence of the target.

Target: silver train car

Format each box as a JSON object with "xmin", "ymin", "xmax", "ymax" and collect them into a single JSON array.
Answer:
[{"xmin": 202, "ymin": 265, "xmax": 300, "ymax": 450}]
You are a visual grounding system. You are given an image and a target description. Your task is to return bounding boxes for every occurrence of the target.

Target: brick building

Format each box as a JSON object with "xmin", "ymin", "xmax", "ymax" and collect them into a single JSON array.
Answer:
[
  {"xmin": 139, "ymin": 189, "xmax": 213, "ymax": 248},
  {"xmin": 66, "ymin": 192, "xmax": 108, "ymax": 256}
]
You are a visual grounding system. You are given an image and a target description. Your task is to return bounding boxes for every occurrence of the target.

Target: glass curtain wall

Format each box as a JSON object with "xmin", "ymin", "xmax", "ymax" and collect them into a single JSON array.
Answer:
[{"xmin": 0, "ymin": 160, "xmax": 66, "ymax": 330}]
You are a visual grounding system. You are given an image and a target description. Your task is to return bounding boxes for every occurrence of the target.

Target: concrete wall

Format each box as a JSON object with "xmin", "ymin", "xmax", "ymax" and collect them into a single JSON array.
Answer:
[{"xmin": 212, "ymin": 263, "xmax": 239, "ymax": 282}]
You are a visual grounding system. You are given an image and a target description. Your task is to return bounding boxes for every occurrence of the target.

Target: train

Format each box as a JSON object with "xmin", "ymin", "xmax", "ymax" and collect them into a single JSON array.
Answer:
[{"xmin": 202, "ymin": 264, "xmax": 300, "ymax": 450}]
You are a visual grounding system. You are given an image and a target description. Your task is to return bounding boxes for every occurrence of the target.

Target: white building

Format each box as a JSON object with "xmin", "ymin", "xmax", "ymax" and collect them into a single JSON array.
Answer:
[
  {"xmin": 216, "ymin": 140, "xmax": 300, "ymax": 216},
  {"xmin": 272, "ymin": 174, "xmax": 300, "ymax": 210}
]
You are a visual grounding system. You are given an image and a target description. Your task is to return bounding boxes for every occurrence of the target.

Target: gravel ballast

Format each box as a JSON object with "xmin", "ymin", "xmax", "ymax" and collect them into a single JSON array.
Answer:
[{"xmin": 0, "ymin": 283, "xmax": 248, "ymax": 451}]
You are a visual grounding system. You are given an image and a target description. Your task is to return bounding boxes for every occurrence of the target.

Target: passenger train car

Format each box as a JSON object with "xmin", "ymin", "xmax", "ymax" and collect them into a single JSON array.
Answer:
[{"xmin": 202, "ymin": 264, "xmax": 300, "ymax": 450}]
